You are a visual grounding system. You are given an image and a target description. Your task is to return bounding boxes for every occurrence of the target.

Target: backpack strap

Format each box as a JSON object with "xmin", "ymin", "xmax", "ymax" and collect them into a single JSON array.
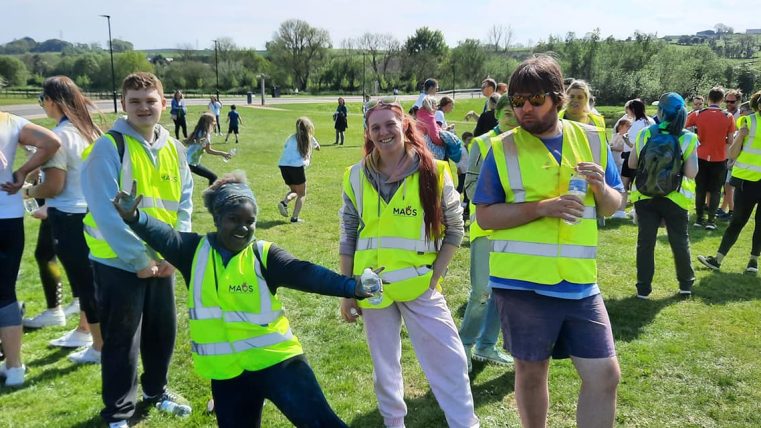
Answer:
[{"xmin": 106, "ymin": 130, "xmax": 126, "ymax": 163}]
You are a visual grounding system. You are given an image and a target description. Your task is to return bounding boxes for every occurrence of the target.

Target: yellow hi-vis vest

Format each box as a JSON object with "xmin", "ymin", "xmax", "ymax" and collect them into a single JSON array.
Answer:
[
  {"xmin": 559, "ymin": 109, "xmax": 606, "ymax": 130},
  {"xmin": 630, "ymin": 128, "xmax": 698, "ymax": 210},
  {"xmin": 489, "ymin": 120, "xmax": 606, "ymax": 285},
  {"xmin": 82, "ymin": 133, "xmax": 182, "ymax": 259},
  {"xmin": 344, "ymin": 160, "xmax": 449, "ymax": 309},
  {"xmin": 188, "ymin": 238, "xmax": 303, "ymax": 380},
  {"xmin": 732, "ymin": 112, "xmax": 761, "ymax": 182},
  {"xmin": 468, "ymin": 130, "xmax": 498, "ymax": 241}
]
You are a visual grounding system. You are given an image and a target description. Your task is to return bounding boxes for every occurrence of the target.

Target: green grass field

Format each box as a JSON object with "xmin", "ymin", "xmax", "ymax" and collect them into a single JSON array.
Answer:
[{"xmin": 1, "ymin": 98, "xmax": 759, "ymax": 427}]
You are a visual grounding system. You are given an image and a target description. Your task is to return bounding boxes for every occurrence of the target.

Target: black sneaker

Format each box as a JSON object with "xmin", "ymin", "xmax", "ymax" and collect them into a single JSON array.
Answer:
[
  {"xmin": 290, "ymin": 217, "xmax": 303, "ymax": 223},
  {"xmin": 693, "ymin": 218, "xmax": 705, "ymax": 228},
  {"xmin": 704, "ymin": 222, "xmax": 717, "ymax": 231},
  {"xmin": 746, "ymin": 259, "xmax": 758, "ymax": 275},
  {"xmin": 697, "ymin": 255, "xmax": 721, "ymax": 271}
]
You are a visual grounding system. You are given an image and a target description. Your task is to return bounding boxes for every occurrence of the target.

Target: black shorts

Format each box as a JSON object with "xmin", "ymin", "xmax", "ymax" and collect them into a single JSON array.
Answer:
[
  {"xmin": 620, "ymin": 151, "xmax": 636, "ymax": 179},
  {"xmin": 280, "ymin": 166, "xmax": 306, "ymax": 186},
  {"xmin": 228, "ymin": 125, "xmax": 239, "ymax": 134}
]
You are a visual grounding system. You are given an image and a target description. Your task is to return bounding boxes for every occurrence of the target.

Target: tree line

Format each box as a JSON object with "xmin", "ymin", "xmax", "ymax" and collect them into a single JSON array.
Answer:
[{"xmin": 1, "ymin": 21, "xmax": 760, "ymax": 104}]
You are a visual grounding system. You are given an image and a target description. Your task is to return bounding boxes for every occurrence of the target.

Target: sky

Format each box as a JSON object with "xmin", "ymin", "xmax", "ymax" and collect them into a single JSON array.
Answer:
[{"xmin": 3, "ymin": 0, "xmax": 758, "ymax": 51}]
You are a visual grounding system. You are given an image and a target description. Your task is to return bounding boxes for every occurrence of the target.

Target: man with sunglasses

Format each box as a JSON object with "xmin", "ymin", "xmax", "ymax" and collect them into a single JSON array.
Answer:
[
  {"xmin": 473, "ymin": 55, "xmax": 624, "ymax": 427},
  {"xmin": 717, "ymin": 89, "xmax": 743, "ymax": 221}
]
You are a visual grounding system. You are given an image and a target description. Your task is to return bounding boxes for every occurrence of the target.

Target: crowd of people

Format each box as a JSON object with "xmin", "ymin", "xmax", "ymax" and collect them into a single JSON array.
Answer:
[{"xmin": 0, "ymin": 52, "xmax": 759, "ymax": 428}]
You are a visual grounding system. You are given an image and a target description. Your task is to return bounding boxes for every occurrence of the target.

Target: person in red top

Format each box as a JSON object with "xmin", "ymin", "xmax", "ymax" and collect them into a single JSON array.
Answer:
[{"xmin": 685, "ymin": 86, "xmax": 736, "ymax": 230}]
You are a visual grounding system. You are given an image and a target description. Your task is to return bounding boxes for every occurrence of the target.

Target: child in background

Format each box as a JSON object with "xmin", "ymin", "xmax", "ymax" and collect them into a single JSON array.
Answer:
[
  {"xmin": 185, "ymin": 113, "xmax": 232, "ymax": 186},
  {"xmin": 277, "ymin": 117, "xmax": 320, "ymax": 223},
  {"xmin": 610, "ymin": 117, "xmax": 632, "ymax": 219},
  {"xmin": 224, "ymin": 105, "xmax": 243, "ymax": 144},
  {"xmin": 610, "ymin": 117, "xmax": 632, "ymax": 174}
]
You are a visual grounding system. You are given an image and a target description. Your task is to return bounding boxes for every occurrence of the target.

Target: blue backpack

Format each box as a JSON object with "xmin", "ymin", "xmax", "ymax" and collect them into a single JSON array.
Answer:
[{"xmin": 634, "ymin": 125, "xmax": 684, "ymax": 197}]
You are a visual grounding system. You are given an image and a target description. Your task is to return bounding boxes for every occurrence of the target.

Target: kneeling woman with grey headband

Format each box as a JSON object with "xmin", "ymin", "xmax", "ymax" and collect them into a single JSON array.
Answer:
[{"xmin": 112, "ymin": 171, "xmax": 377, "ymax": 427}]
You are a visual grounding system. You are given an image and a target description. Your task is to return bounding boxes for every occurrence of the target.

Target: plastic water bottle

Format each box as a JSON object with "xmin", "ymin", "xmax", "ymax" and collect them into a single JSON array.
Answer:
[
  {"xmin": 564, "ymin": 172, "xmax": 588, "ymax": 225},
  {"xmin": 361, "ymin": 268, "xmax": 383, "ymax": 305},
  {"xmin": 23, "ymin": 198, "xmax": 39, "ymax": 214},
  {"xmin": 156, "ymin": 399, "xmax": 192, "ymax": 417},
  {"xmin": 223, "ymin": 148, "xmax": 237, "ymax": 163}
]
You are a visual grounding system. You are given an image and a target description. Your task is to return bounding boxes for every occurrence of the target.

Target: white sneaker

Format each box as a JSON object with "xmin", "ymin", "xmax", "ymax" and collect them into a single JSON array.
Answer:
[
  {"xmin": 109, "ymin": 421, "xmax": 129, "ymax": 428},
  {"xmin": 1, "ymin": 362, "xmax": 26, "ymax": 387},
  {"xmin": 68, "ymin": 346, "xmax": 101, "ymax": 364},
  {"xmin": 611, "ymin": 210, "xmax": 627, "ymax": 219},
  {"xmin": 22, "ymin": 307, "xmax": 66, "ymax": 328},
  {"xmin": 62, "ymin": 298, "xmax": 80, "ymax": 317},
  {"xmin": 49, "ymin": 329, "xmax": 93, "ymax": 348}
]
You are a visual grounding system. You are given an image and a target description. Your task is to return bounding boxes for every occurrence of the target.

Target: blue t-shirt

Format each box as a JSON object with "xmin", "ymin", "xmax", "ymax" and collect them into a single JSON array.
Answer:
[
  {"xmin": 228, "ymin": 111, "xmax": 240, "ymax": 127},
  {"xmin": 472, "ymin": 131, "xmax": 624, "ymax": 299}
]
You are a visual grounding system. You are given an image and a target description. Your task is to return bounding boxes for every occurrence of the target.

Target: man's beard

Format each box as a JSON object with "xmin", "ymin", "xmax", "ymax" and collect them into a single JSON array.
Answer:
[{"xmin": 518, "ymin": 110, "xmax": 558, "ymax": 135}]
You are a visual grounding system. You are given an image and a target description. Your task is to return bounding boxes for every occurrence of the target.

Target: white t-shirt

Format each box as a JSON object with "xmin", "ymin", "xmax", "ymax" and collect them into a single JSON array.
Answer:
[
  {"xmin": 413, "ymin": 92, "xmax": 427, "ymax": 109},
  {"xmin": 43, "ymin": 120, "xmax": 89, "ymax": 213},
  {"xmin": 434, "ymin": 110, "xmax": 447, "ymax": 128},
  {"xmin": 626, "ymin": 117, "xmax": 655, "ymax": 153},
  {"xmin": 209, "ymin": 101, "xmax": 222, "ymax": 116},
  {"xmin": 456, "ymin": 146, "xmax": 469, "ymax": 174},
  {"xmin": 278, "ymin": 135, "xmax": 320, "ymax": 168},
  {"xmin": 0, "ymin": 112, "xmax": 30, "ymax": 219}
]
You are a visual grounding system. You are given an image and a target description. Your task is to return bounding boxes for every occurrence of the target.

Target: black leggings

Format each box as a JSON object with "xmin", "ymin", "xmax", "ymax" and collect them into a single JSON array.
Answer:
[
  {"xmin": 214, "ymin": 115, "xmax": 221, "ymax": 134},
  {"xmin": 718, "ymin": 178, "xmax": 761, "ymax": 257},
  {"xmin": 0, "ymin": 218, "xmax": 24, "ymax": 309},
  {"xmin": 211, "ymin": 354, "xmax": 347, "ymax": 428},
  {"xmin": 35, "ymin": 216, "xmax": 65, "ymax": 309},
  {"xmin": 173, "ymin": 116, "xmax": 188, "ymax": 139},
  {"xmin": 48, "ymin": 208, "xmax": 99, "ymax": 322},
  {"xmin": 189, "ymin": 164, "xmax": 218, "ymax": 186}
]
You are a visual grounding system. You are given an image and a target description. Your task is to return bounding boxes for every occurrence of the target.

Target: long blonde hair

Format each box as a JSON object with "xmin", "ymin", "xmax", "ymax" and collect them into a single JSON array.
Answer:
[
  {"xmin": 295, "ymin": 117, "xmax": 315, "ymax": 159},
  {"xmin": 42, "ymin": 76, "xmax": 102, "ymax": 143}
]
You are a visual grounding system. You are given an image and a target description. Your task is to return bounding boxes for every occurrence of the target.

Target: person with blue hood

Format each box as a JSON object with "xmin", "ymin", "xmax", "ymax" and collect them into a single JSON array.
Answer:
[
  {"xmin": 112, "ymin": 170, "xmax": 377, "ymax": 427},
  {"xmin": 627, "ymin": 92, "xmax": 699, "ymax": 298}
]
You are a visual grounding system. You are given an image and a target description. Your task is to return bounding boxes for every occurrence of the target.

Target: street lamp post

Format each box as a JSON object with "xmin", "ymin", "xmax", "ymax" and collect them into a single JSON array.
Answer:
[
  {"xmin": 213, "ymin": 40, "xmax": 220, "ymax": 100},
  {"xmin": 100, "ymin": 14, "xmax": 117, "ymax": 113},
  {"xmin": 361, "ymin": 51, "xmax": 366, "ymax": 97}
]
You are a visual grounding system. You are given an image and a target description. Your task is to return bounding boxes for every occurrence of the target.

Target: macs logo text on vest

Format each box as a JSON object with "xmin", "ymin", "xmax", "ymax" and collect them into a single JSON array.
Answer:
[
  {"xmin": 228, "ymin": 282, "xmax": 256, "ymax": 293},
  {"xmin": 393, "ymin": 205, "xmax": 419, "ymax": 217},
  {"xmin": 161, "ymin": 173, "xmax": 179, "ymax": 183}
]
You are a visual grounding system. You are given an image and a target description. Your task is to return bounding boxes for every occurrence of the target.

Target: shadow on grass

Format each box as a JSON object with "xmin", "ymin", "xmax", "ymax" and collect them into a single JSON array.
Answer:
[
  {"xmin": 256, "ymin": 219, "xmax": 290, "ymax": 230},
  {"xmin": 607, "ymin": 270, "xmax": 760, "ymax": 343},
  {"xmin": 348, "ymin": 370, "xmax": 514, "ymax": 427},
  {"xmin": 605, "ymin": 294, "xmax": 681, "ymax": 342},
  {"xmin": 69, "ymin": 414, "xmax": 101, "ymax": 428},
  {"xmin": 693, "ymin": 272, "xmax": 761, "ymax": 304},
  {"xmin": 26, "ymin": 347, "xmax": 70, "ymax": 366}
]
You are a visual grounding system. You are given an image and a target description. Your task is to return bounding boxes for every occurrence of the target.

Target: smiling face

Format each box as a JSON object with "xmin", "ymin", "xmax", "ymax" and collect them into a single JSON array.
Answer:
[
  {"xmin": 216, "ymin": 201, "xmax": 257, "ymax": 253},
  {"xmin": 366, "ymin": 108, "xmax": 405, "ymax": 159},
  {"xmin": 122, "ymin": 88, "xmax": 166, "ymax": 134}
]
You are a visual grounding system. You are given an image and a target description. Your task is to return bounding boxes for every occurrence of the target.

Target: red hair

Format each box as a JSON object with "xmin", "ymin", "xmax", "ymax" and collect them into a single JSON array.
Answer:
[{"xmin": 364, "ymin": 104, "xmax": 443, "ymax": 241}]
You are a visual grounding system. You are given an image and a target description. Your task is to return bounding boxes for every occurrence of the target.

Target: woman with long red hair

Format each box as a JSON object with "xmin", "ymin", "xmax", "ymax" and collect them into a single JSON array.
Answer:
[{"xmin": 338, "ymin": 98, "xmax": 478, "ymax": 427}]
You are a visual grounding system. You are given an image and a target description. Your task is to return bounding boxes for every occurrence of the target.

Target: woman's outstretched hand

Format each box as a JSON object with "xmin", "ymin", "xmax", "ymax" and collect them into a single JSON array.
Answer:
[{"xmin": 112, "ymin": 180, "xmax": 142, "ymax": 223}]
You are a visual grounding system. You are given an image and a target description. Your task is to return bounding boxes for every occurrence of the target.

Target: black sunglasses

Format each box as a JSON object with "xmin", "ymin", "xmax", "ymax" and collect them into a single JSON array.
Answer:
[
  {"xmin": 38, "ymin": 94, "xmax": 45, "ymax": 106},
  {"xmin": 509, "ymin": 92, "xmax": 555, "ymax": 108}
]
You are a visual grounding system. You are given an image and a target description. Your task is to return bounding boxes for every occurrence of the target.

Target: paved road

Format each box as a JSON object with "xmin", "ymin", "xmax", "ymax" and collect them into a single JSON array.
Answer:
[{"xmin": 3, "ymin": 94, "xmax": 426, "ymax": 120}]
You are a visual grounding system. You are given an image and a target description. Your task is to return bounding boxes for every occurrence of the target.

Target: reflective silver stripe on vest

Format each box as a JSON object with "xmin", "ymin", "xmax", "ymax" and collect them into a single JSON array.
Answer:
[
  {"xmin": 84, "ymin": 224, "xmax": 105, "ymax": 240},
  {"xmin": 356, "ymin": 237, "xmax": 437, "ymax": 253},
  {"xmin": 491, "ymin": 240, "xmax": 597, "ymax": 259},
  {"xmin": 749, "ymin": 114, "xmax": 757, "ymax": 143},
  {"xmin": 741, "ymin": 115, "xmax": 761, "ymax": 155},
  {"xmin": 580, "ymin": 206, "xmax": 597, "ymax": 219},
  {"xmin": 191, "ymin": 240, "xmax": 218, "ymax": 318},
  {"xmin": 191, "ymin": 329, "xmax": 295, "ymax": 356},
  {"xmin": 139, "ymin": 196, "xmax": 181, "ymax": 211},
  {"xmin": 254, "ymin": 241, "xmax": 275, "ymax": 313},
  {"xmin": 584, "ymin": 127, "xmax": 602, "ymax": 165},
  {"xmin": 121, "ymin": 141, "xmax": 134, "ymax": 191},
  {"xmin": 734, "ymin": 161, "xmax": 761, "ymax": 173},
  {"xmin": 381, "ymin": 265, "xmax": 432, "ymax": 283},
  {"xmin": 348, "ymin": 164, "xmax": 363, "ymax": 217},
  {"xmin": 223, "ymin": 310, "xmax": 283, "ymax": 325},
  {"xmin": 502, "ymin": 134, "xmax": 526, "ymax": 203}
]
